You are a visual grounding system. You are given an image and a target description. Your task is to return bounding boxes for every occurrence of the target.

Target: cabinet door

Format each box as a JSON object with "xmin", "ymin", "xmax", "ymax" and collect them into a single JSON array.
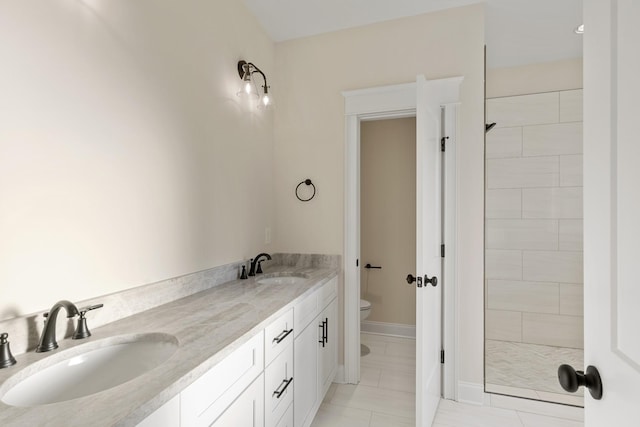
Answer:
[
  {"xmin": 212, "ymin": 374, "xmax": 264, "ymax": 427},
  {"xmin": 274, "ymin": 404, "xmax": 293, "ymax": 427},
  {"xmin": 317, "ymin": 298, "xmax": 337, "ymax": 396},
  {"xmin": 293, "ymin": 321, "xmax": 318, "ymax": 427}
]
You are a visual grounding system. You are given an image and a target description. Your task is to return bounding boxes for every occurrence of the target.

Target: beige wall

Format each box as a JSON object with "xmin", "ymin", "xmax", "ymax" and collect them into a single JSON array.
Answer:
[
  {"xmin": 487, "ymin": 58, "xmax": 583, "ymax": 98},
  {"xmin": 273, "ymin": 4, "xmax": 486, "ymax": 384},
  {"xmin": 0, "ymin": 0, "xmax": 275, "ymax": 319},
  {"xmin": 360, "ymin": 118, "xmax": 416, "ymax": 326}
]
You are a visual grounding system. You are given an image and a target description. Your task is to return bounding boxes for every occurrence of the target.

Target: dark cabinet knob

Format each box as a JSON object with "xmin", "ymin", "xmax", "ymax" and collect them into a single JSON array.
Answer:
[
  {"xmin": 558, "ymin": 364, "xmax": 603, "ymax": 400},
  {"xmin": 406, "ymin": 274, "xmax": 416, "ymax": 284}
]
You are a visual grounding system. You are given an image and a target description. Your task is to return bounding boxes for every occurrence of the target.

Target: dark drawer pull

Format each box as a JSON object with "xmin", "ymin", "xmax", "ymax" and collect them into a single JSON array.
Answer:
[
  {"xmin": 273, "ymin": 377, "xmax": 293, "ymax": 398},
  {"xmin": 272, "ymin": 328, "xmax": 293, "ymax": 344},
  {"xmin": 318, "ymin": 319, "xmax": 328, "ymax": 347}
]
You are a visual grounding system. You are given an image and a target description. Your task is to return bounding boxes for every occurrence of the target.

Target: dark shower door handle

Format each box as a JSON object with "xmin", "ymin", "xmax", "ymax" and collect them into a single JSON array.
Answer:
[{"xmin": 558, "ymin": 364, "xmax": 603, "ymax": 400}]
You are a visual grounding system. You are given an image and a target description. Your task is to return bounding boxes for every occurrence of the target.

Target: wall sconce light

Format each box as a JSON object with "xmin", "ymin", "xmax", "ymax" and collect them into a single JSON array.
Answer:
[{"xmin": 237, "ymin": 60, "xmax": 272, "ymax": 109}]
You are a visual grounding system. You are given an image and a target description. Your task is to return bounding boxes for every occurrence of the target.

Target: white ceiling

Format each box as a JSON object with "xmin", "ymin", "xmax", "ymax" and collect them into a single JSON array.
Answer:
[{"xmin": 242, "ymin": 0, "xmax": 583, "ymax": 68}]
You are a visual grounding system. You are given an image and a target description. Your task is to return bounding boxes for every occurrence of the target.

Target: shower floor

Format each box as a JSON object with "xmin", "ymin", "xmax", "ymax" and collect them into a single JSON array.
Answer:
[{"xmin": 485, "ymin": 340, "xmax": 584, "ymax": 407}]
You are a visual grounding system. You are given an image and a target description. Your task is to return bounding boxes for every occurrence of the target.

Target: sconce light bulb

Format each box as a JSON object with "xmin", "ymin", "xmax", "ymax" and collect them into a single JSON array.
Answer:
[
  {"xmin": 262, "ymin": 94, "xmax": 270, "ymax": 106},
  {"xmin": 244, "ymin": 81, "xmax": 253, "ymax": 95}
]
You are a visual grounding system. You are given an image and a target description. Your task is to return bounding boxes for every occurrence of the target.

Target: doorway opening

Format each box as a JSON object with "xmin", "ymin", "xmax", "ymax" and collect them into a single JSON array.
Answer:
[
  {"xmin": 343, "ymin": 78, "xmax": 462, "ymax": 425},
  {"xmin": 360, "ymin": 116, "xmax": 418, "ymax": 349}
]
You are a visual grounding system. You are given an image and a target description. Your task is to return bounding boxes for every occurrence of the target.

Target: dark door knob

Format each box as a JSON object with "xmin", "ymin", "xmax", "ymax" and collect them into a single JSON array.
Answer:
[
  {"xmin": 406, "ymin": 274, "xmax": 422, "ymax": 287},
  {"xmin": 558, "ymin": 364, "xmax": 603, "ymax": 400},
  {"xmin": 424, "ymin": 275, "xmax": 438, "ymax": 287}
]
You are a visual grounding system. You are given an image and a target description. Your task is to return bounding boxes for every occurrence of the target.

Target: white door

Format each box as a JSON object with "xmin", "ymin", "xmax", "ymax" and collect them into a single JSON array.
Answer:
[
  {"xmin": 415, "ymin": 75, "xmax": 442, "ymax": 426},
  {"xmin": 583, "ymin": 1, "xmax": 640, "ymax": 425}
]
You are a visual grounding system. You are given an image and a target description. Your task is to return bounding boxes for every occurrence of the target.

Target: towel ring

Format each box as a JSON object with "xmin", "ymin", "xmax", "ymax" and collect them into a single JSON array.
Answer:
[{"xmin": 296, "ymin": 179, "xmax": 316, "ymax": 202}]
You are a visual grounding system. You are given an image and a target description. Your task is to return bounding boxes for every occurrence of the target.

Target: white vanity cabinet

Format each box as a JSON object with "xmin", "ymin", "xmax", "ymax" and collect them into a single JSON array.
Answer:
[
  {"xmin": 293, "ymin": 277, "xmax": 338, "ymax": 427},
  {"xmin": 136, "ymin": 276, "xmax": 337, "ymax": 427}
]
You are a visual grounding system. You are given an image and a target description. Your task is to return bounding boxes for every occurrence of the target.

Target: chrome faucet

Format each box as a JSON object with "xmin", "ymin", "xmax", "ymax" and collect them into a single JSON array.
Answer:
[
  {"xmin": 248, "ymin": 253, "xmax": 272, "ymax": 276},
  {"xmin": 36, "ymin": 300, "xmax": 80, "ymax": 353}
]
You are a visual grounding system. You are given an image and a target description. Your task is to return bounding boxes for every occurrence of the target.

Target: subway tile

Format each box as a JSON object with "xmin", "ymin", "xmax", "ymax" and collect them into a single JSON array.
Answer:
[
  {"xmin": 560, "ymin": 89, "xmax": 583, "ymax": 123},
  {"xmin": 523, "ymin": 122, "xmax": 582, "ymax": 157},
  {"xmin": 522, "ymin": 313, "xmax": 584, "ymax": 349},
  {"xmin": 560, "ymin": 155, "xmax": 583, "ymax": 187},
  {"xmin": 486, "ymin": 189, "xmax": 522, "ymax": 218},
  {"xmin": 486, "ymin": 219, "xmax": 558, "ymax": 250},
  {"xmin": 487, "ymin": 92, "xmax": 559, "ymax": 127},
  {"xmin": 523, "ymin": 251, "xmax": 583, "ymax": 283},
  {"xmin": 485, "ymin": 249, "xmax": 523, "ymax": 280},
  {"xmin": 522, "ymin": 188, "xmax": 583, "ymax": 219},
  {"xmin": 488, "ymin": 280, "xmax": 560, "ymax": 314},
  {"xmin": 487, "ymin": 157, "xmax": 559, "ymax": 189},
  {"xmin": 560, "ymin": 284, "xmax": 584, "ymax": 316},
  {"xmin": 559, "ymin": 220, "xmax": 583, "ymax": 251},
  {"xmin": 486, "ymin": 127, "xmax": 523, "ymax": 159},
  {"xmin": 486, "ymin": 310, "xmax": 522, "ymax": 341}
]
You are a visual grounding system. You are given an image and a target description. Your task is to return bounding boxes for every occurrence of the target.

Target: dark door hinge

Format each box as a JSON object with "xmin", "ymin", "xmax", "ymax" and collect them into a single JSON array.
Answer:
[
  {"xmin": 441, "ymin": 349, "xmax": 445, "ymax": 364},
  {"xmin": 441, "ymin": 244, "xmax": 445, "ymax": 258},
  {"xmin": 441, "ymin": 136, "xmax": 449, "ymax": 152}
]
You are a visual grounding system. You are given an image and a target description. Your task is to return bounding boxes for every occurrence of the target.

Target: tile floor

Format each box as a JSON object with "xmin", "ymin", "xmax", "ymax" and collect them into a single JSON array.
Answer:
[{"xmin": 310, "ymin": 333, "xmax": 584, "ymax": 427}]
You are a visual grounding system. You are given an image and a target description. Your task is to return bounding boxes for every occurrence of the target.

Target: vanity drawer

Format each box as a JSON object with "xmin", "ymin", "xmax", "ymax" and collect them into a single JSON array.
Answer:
[
  {"xmin": 264, "ymin": 343, "xmax": 294, "ymax": 427},
  {"xmin": 264, "ymin": 309, "xmax": 294, "ymax": 365},
  {"xmin": 294, "ymin": 291, "xmax": 318, "ymax": 337},
  {"xmin": 180, "ymin": 331, "xmax": 264, "ymax": 427}
]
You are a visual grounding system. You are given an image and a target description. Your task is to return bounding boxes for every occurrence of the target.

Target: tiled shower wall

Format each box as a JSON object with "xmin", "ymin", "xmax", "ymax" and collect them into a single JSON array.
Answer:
[{"xmin": 485, "ymin": 90, "xmax": 584, "ymax": 350}]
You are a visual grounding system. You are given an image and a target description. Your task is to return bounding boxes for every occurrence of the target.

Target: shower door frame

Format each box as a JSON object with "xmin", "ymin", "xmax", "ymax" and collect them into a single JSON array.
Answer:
[{"xmin": 342, "ymin": 78, "xmax": 461, "ymax": 402}]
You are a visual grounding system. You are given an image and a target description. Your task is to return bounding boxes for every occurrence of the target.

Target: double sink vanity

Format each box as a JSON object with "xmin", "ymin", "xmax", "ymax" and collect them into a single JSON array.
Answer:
[{"xmin": 0, "ymin": 254, "xmax": 339, "ymax": 427}]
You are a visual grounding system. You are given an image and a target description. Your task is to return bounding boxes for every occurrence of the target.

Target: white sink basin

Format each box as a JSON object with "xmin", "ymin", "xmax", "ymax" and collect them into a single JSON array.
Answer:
[
  {"xmin": 258, "ymin": 276, "xmax": 307, "ymax": 286},
  {"xmin": 1, "ymin": 333, "xmax": 178, "ymax": 407}
]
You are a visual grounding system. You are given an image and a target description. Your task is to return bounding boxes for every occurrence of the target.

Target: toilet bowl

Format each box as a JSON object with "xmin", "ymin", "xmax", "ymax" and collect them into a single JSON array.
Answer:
[{"xmin": 360, "ymin": 299, "xmax": 371, "ymax": 322}]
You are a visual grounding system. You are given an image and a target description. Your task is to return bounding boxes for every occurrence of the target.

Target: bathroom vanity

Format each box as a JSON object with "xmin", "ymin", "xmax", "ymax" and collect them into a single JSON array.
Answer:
[{"xmin": 0, "ymin": 257, "xmax": 339, "ymax": 427}]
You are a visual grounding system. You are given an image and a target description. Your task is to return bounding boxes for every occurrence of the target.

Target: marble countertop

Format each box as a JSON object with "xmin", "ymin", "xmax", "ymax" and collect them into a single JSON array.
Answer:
[{"xmin": 0, "ymin": 265, "xmax": 338, "ymax": 426}]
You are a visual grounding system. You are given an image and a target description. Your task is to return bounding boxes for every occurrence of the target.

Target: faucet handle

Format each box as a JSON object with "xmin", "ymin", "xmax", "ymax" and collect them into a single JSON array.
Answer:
[
  {"xmin": 78, "ymin": 304, "xmax": 104, "ymax": 313},
  {"xmin": 73, "ymin": 304, "xmax": 103, "ymax": 340},
  {"xmin": 0, "ymin": 333, "xmax": 17, "ymax": 369}
]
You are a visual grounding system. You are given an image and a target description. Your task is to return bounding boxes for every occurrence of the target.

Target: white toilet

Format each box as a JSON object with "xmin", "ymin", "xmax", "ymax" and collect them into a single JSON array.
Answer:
[{"xmin": 360, "ymin": 299, "xmax": 372, "ymax": 321}]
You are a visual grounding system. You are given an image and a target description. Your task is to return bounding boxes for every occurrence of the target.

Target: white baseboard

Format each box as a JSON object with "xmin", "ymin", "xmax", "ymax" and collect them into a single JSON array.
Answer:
[
  {"xmin": 360, "ymin": 320, "xmax": 416, "ymax": 338},
  {"xmin": 457, "ymin": 382, "xmax": 485, "ymax": 406}
]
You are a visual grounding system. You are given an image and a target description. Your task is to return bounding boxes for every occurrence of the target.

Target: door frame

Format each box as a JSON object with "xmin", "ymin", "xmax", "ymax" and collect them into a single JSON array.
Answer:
[{"xmin": 342, "ymin": 77, "xmax": 462, "ymax": 401}]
